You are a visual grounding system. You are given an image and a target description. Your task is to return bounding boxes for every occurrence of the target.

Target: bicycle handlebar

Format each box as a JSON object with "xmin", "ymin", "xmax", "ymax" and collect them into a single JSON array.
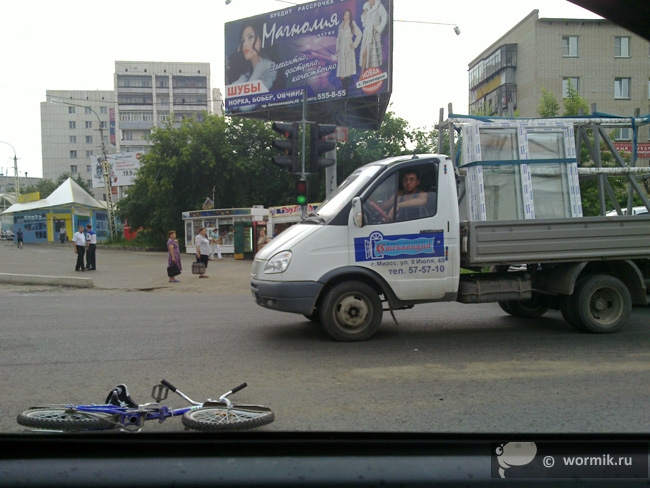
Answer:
[
  {"xmin": 160, "ymin": 379, "xmax": 177, "ymax": 392},
  {"xmin": 160, "ymin": 380, "xmax": 249, "ymax": 406},
  {"xmin": 230, "ymin": 383, "xmax": 247, "ymax": 395}
]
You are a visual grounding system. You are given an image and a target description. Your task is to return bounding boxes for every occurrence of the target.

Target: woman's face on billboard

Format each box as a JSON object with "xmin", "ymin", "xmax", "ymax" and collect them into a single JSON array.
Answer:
[{"xmin": 241, "ymin": 26, "xmax": 262, "ymax": 64}]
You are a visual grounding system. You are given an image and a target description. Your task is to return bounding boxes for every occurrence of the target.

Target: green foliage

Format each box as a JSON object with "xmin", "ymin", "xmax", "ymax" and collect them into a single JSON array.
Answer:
[
  {"xmin": 537, "ymin": 87, "xmax": 560, "ymax": 117},
  {"xmin": 18, "ymin": 173, "xmax": 92, "ymax": 199},
  {"xmin": 116, "ymin": 114, "xmax": 294, "ymax": 244},
  {"xmin": 563, "ymin": 80, "xmax": 590, "ymax": 116}
]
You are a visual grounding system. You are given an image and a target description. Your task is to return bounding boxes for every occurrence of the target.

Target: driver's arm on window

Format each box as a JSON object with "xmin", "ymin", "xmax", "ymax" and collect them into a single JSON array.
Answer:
[{"xmin": 397, "ymin": 191, "xmax": 428, "ymax": 210}]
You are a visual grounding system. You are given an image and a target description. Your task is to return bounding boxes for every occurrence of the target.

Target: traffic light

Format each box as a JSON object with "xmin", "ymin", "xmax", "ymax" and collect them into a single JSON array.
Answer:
[
  {"xmin": 295, "ymin": 179, "xmax": 308, "ymax": 206},
  {"xmin": 271, "ymin": 121, "xmax": 300, "ymax": 173},
  {"xmin": 309, "ymin": 123, "xmax": 337, "ymax": 171}
]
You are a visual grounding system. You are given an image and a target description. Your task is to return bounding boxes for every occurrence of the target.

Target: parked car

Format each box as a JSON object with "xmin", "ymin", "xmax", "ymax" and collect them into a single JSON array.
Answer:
[
  {"xmin": 606, "ymin": 206, "xmax": 649, "ymax": 216},
  {"xmin": 1, "ymin": 229, "xmax": 14, "ymax": 241}
]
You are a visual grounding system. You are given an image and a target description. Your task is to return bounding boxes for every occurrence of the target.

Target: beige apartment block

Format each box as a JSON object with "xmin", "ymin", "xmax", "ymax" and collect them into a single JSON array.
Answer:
[
  {"xmin": 40, "ymin": 90, "xmax": 116, "ymax": 201},
  {"xmin": 115, "ymin": 61, "xmax": 212, "ymax": 157},
  {"xmin": 468, "ymin": 10, "xmax": 650, "ymax": 145}
]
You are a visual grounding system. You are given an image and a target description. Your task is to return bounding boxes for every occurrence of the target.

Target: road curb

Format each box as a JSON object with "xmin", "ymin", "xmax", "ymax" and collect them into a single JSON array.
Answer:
[{"xmin": 0, "ymin": 273, "xmax": 93, "ymax": 288}]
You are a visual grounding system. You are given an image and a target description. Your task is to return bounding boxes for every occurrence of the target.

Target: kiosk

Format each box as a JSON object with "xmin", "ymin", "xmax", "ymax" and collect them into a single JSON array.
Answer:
[{"xmin": 182, "ymin": 207, "xmax": 269, "ymax": 259}]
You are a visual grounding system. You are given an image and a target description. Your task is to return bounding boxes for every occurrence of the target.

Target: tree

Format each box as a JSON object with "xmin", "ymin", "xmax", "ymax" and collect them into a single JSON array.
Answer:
[
  {"xmin": 17, "ymin": 173, "xmax": 92, "ymax": 200},
  {"xmin": 563, "ymin": 80, "xmax": 589, "ymax": 116},
  {"xmin": 537, "ymin": 87, "xmax": 560, "ymax": 117},
  {"xmin": 117, "ymin": 114, "xmax": 295, "ymax": 245}
]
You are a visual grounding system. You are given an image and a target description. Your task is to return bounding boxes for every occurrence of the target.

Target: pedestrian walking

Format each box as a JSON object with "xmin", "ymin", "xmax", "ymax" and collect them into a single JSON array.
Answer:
[
  {"xmin": 167, "ymin": 230, "xmax": 182, "ymax": 283},
  {"xmin": 15, "ymin": 228, "xmax": 24, "ymax": 249},
  {"xmin": 85, "ymin": 224, "xmax": 97, "ymax": 270},
  {"xmin": 210, "ymin": 228, "xmax": 222, "ymax": 260},
  {"xmin": 72, "ymin": 225, "xmax": 87, "ymax": 271},
  {"xmin": 194, "ymin": 227, "xmax": 210, "ymax": 278}
]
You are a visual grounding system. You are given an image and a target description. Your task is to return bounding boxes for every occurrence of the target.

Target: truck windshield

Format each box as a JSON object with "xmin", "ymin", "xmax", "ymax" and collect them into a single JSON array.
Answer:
[{"xmin": 315, "ymin": 164, "xmax": 383, "ymax": 222}]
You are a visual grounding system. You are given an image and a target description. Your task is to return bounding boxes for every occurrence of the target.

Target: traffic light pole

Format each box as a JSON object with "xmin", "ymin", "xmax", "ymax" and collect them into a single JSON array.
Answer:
[{"xmin": 300, "ymin": 90, "xmax": 308, "ymax": 219}]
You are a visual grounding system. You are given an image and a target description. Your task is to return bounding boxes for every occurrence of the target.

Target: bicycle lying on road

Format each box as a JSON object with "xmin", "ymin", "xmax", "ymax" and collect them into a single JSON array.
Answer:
[{"xmin": 17, "ymin": 380, "xmax": 274, "ymax": 432}]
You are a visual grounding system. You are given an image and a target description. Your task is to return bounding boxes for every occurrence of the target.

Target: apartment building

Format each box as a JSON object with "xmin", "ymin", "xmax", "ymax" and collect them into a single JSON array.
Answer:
[
  {"xmin": 41, "ymin": 90, "xmax": 116, "ymax": 201},
  {"xmin": 41, "ymin": 61, "xmax": 214, "ymax": 202},
  {"xmin": 115, "ymin": 61, "xmax": 211, "ymax": 156},
  {"xmin": 468, "ymin": 10, "xmax": 650, "ymax": 143}
]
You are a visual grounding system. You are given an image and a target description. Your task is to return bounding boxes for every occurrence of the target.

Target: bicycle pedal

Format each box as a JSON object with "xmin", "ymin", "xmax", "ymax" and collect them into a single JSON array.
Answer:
[{"xmin": 151, "ymin": 384, "xmax": 169, "ymax": 402}]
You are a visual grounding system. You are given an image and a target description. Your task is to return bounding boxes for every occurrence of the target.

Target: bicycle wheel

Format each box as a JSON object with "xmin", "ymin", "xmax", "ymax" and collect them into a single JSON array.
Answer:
[
  {"xmin": 17, "ymin": 407, "xmax": 118, "ymax": 431},
  {"xmin": 182, "ymin": 404, "xmax": 274, "ymax": 431}
]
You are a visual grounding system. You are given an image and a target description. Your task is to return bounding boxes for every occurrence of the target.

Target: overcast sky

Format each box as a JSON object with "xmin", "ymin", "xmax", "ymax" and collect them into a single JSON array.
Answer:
[{"xmin": 0, "ymin": 0, "xmax": 601, "ymax": 179}]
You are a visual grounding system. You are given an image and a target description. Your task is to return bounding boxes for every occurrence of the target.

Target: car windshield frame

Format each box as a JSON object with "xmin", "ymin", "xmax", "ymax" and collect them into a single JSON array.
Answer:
[{"xmin": 314, "ymin": 164, "xmax": 383, "ymax": 222}]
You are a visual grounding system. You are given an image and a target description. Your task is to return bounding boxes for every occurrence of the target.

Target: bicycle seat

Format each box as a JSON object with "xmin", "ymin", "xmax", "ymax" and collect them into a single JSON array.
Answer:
[{"xmin": 105, "ymin": 384, "xmax": 138, "ymax": 408}]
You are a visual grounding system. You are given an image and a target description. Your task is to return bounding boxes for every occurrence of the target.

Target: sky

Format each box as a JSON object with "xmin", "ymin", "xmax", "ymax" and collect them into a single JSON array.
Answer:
[{"xmin": 0, "ymin": 0, "xmax": 602, "ymax": 179}]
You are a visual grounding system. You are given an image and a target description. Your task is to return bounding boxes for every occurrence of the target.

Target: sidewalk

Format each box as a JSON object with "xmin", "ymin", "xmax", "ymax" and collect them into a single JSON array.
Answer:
[{"xmin": 0, "ymin": 241, "xmax": 252, "ymax": 295}]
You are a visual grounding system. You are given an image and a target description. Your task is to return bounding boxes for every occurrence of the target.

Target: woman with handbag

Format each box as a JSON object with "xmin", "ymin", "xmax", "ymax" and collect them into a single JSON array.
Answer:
[
  {"xmin": 167, "ymin": 230, "xmax": 182, "ymax": 283},
  {"xmin": 194, "ymin": 227, "xmax": 210, "ymax": 278}
]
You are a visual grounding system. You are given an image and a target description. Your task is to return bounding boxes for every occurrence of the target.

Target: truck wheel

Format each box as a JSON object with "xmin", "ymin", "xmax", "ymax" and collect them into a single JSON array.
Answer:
[
  {"xmin": 573, "ymin": 275, "xmax": 631, "ymax": 333},
  {"xmin": 559, "ymin": 294, "xmax": 586, "ymax": 331},
  {"xmin": 498, "ymin": 301, "xmax": 514, "ymax": 314},
  {"xmin": 499, "ymin": 299, "xmax": 548, "ymax": 318},
  {"xmin": 320, "ymin": 281, "xmax": 382, "ymax": 342}
]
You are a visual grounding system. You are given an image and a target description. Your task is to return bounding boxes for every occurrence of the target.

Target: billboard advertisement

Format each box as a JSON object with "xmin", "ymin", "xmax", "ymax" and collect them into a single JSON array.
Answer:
[
  {"xmin": 224, "ymin": 0, "xmax": 393, "ymax": 129},
  {"xmin": 91, "ymin": 152, "xmax": 142, "ymax": 188}
]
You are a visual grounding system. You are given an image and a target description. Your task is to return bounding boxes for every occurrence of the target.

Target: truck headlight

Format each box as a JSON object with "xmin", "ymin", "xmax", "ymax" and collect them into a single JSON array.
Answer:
[{"xmin": 264, "ymin": 251, "xmax": 292, "ymax": 274}]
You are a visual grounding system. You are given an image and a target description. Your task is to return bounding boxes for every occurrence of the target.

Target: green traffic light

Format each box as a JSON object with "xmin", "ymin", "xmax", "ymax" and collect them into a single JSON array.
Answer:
[{"xmin": 296, "ymin": 195, "xmax": 307, "ymax": 205}]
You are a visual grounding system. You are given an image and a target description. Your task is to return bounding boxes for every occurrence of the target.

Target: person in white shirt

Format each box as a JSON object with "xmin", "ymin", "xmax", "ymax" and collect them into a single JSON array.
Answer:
[
  {"xmin": 194, "ymin": 227, "xmax": 211, "ymax": 278},
  {"xmin": 85, "ymin": 224, "xmax": 97, "ymax": 271},
  {"xmin": 72, "ymin": 225, "xmax": 87, "ymax": 272}
]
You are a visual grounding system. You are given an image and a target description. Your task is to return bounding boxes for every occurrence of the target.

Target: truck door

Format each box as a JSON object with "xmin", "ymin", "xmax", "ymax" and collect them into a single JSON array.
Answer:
[{"xmin": 349, "ymin": 160, "xmax": 456, "ymax": 301}]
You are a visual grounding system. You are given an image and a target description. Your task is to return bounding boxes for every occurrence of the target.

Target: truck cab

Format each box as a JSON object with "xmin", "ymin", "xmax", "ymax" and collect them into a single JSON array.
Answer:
[{"xmin": 250, "ymin": 154, "xmax": 460, "ymax": 341}]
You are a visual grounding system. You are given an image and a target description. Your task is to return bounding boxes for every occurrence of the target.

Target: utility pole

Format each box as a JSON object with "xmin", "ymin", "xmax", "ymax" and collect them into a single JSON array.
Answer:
[{"xmin": 0, "ymin": 141, "xmax": 19, "ymax": 204}]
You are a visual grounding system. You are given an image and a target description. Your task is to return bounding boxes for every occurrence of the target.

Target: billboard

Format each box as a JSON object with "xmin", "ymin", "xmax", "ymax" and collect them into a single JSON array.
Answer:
[
  {"xmin": 91, "ymin": 152, "xmax": 142, "ymax": 188},
  {"xmin": 224, "ymin": 0, "xmax": 393, "ymax": 129}
]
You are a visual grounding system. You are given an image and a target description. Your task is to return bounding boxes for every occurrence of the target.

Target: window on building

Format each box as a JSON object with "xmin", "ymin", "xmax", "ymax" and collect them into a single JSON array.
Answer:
[
  {"xmin": 86, "ymin": 150, "xmax": 93, "ymax": 157},
  {"xmin": 124, "ymin": 132, "xmax": 133, "ymax": 141},
  {"xmin": 69, "ymin": 136, "xmax": 77, "ymax": 144},
  {"xmin": 562, "ymin": 36, "xmax": 578, "ymax": 57},
  {"xmin": 101, "ymin": 121, "xmax": 107, "ymax": 129},
  {"xmin": 85, "ymin": 121, "xmax": 92, "ymax": 129},
  {"xmin": 85, "ymin": 107, "xmax": 92, "ymax": 114},
  {"xmin": 615, "ymin": 78, "xmax": 631, "ymax": 99},
  {"xmin": 615, "ymin": 36, "xmax": 630, "ymax": 57},
  {"xmin": 86, "ymin": 136, "xmax": 93, "ymax": 144},
  {"xmin": 70, "ymin": 164, "xmax": 78, "ymax": 173},
  {"xmin": 87, "ymin": 180, "xmax": 93, "ymax": 187},
  {"xmin": 68, "ymin": 106, "xmax": 75, "ymax": 114},
  {"xmin": 562, "ymin": 77, "xmax": 580, "ymax": 98},
  {"xmin": 616, "ymin": 128, "xmax": 632, "ymax": 140},
  {"xmin": 69, "ymin": 121, "xmax": 76, "ymax": 129},
  {"xmin": 100, "ymin": 106, "xmax": 107, "ymax": 114},
  {"xmin": 86, "ymin": 165, "xmax": 92, "ymax": 173},
  {"xmin": 70, "ymin": 152, "xmax": 77, "ymax": 160}
]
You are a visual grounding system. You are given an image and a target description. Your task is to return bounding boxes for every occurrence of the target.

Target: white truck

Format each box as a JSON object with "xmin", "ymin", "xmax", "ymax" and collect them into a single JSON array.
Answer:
[{"xmin": 251, "ymin": 120, "xmax": 650, "ymax": 341}]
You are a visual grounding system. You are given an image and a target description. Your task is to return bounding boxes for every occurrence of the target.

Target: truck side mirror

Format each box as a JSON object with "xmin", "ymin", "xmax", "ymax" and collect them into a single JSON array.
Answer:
[{"xmin": 351, "ymin": 197, "xmax": 364, "ymax": 227}]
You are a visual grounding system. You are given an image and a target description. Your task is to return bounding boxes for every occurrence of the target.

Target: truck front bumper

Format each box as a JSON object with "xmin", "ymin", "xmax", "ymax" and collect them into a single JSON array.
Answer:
[{"xmin": 250, "ymin": 278, "xmax": 323, "ymax": 315}]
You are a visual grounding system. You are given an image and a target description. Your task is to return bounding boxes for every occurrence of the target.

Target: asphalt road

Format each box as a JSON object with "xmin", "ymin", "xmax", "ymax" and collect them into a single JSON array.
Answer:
[{"xmin": 1, "ymin": 242, "xmax": 650, "ymax": 434}]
